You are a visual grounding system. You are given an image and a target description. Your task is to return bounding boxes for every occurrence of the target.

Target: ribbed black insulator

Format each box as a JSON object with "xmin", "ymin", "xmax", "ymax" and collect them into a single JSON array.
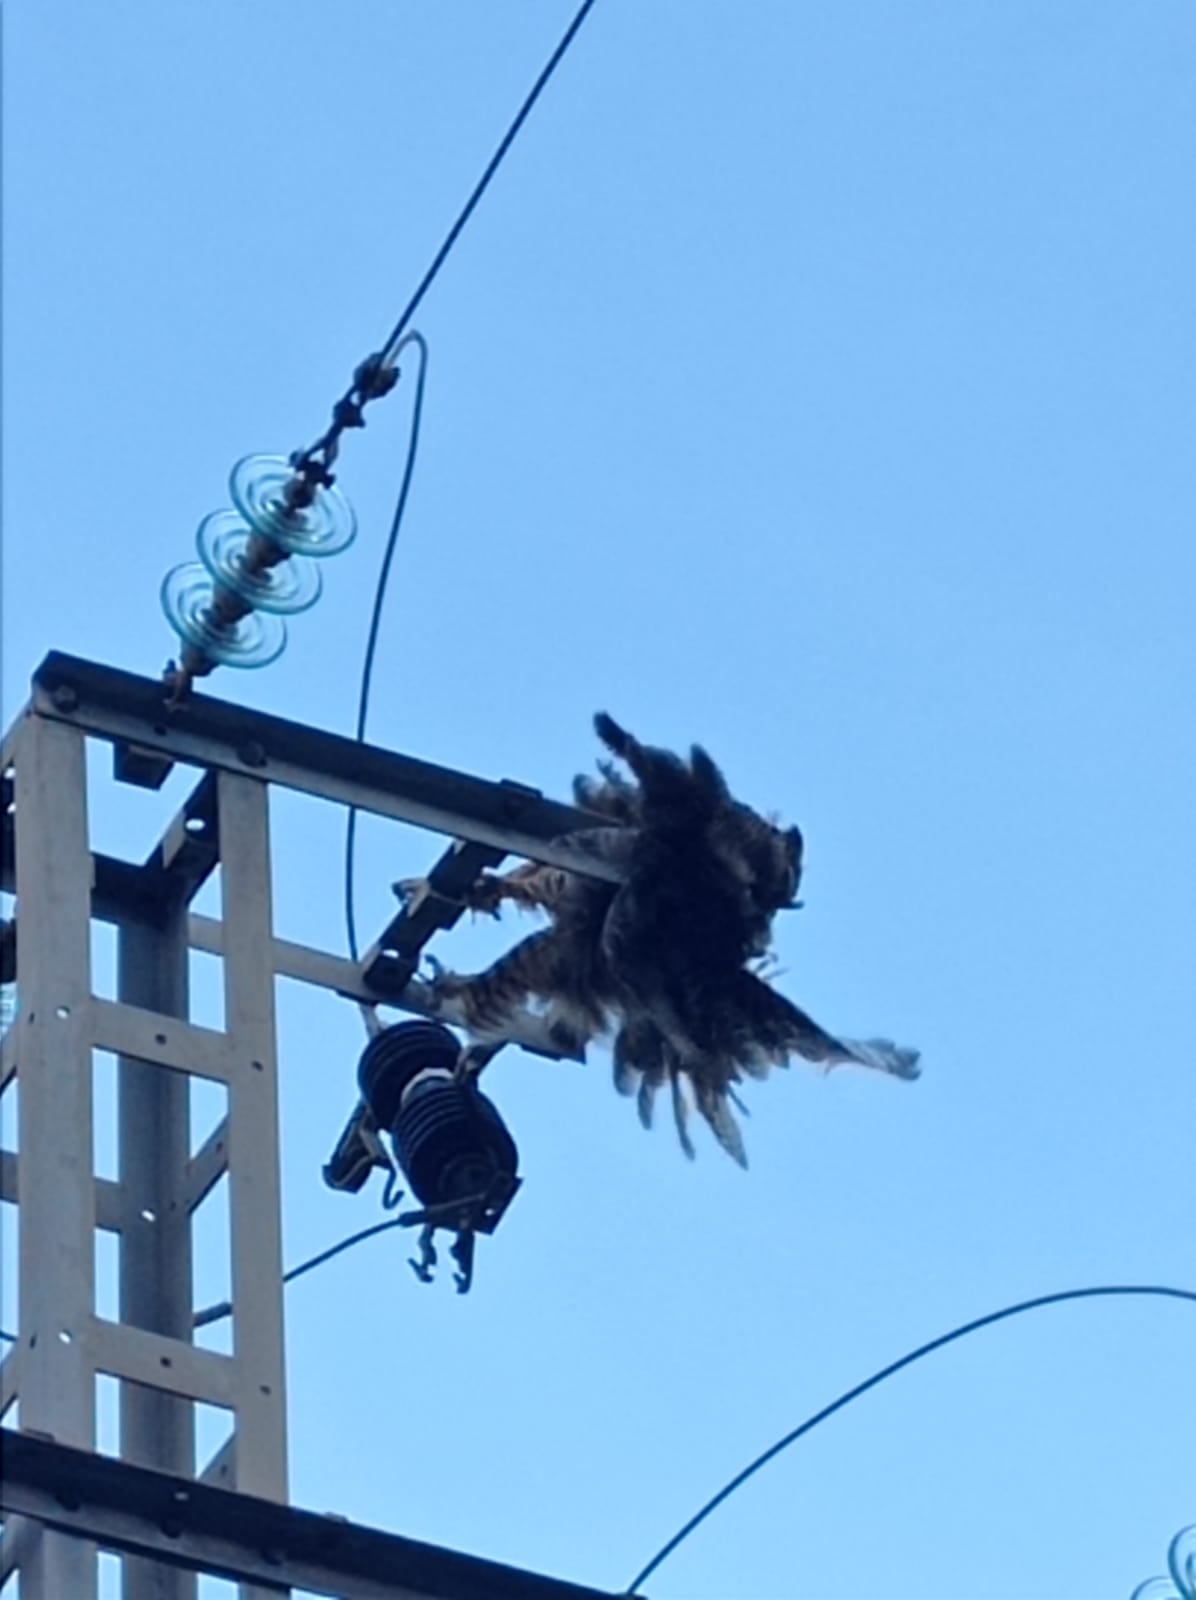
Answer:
[
  {"xmin": 391, "ymin": 1077, "xmax": 518, "ymax": 1208},
  {"xmin": 356, "ymin": 1020, "xmax": 518, "ymax": 1209},
  {"xmin": 357, "ymin": 1020, "xmax": 461, "ymax": 1128}
]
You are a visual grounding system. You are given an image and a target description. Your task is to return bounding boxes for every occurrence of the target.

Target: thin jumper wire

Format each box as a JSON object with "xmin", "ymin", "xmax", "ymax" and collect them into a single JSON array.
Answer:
[
  {"xmin": 624, "ymin": 1283, "xmax": 1196, "ymax": 1595},
  {"xmin": 377, "ymin": 0, "xmax": 600, "ymax": 368},
  {"xmin": 192, "ymin": 1218, "xmax": 407, "ymax": 1330},
  {"xmin": 344, "ymin": 332, "xmax": 428, "ymax": 964}
]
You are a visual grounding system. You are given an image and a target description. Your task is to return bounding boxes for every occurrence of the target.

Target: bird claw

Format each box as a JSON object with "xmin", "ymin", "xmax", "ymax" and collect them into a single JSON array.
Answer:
[{"xmin": 461, "ymin": 874, "xmax": 506, "ymax": 919}]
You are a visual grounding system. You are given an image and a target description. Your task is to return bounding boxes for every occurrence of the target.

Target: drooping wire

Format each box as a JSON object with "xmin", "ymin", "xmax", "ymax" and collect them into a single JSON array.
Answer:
[
  {"xmin": 193, "ymin": 1218, "xmax": 407, "ymax": 1330},
  {"xmin": 344, "ymin": 332, "xmax": 429, "ymax": 962},
  {"xmin": 624, "ymin": 1284, "xmax": 1196, "ymax": 1596},
  {"xmin": 0, "ymin": 1329, "xmax": 14, "ymax": 1343}
]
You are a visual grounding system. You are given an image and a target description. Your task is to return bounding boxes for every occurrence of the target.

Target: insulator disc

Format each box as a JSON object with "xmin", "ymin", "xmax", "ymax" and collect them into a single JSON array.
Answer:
[
  {"xmin": 229, "ymin": 454, "xmax": 357, "ymax": 559},
  {"xmin": 1170, "ymin": 1527, "xmax": 1196, "ymax": 1597},
  {"xmin": 160, "ymin": 563, "xmax": 287, "ymax": 669},
  {"xmin": 196, "ymin": 510, "xmax": 323, "ymax": 615}
]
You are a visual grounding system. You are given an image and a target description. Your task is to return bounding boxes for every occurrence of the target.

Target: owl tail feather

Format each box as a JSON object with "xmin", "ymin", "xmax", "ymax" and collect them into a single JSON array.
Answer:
[
  {"xmin": 694, "ymin": 1080, "xmax": 748, "ymax": 1169},
  {"xmin": 730, "ymin": 970, "xmax": 921, "ymax": 1082}
]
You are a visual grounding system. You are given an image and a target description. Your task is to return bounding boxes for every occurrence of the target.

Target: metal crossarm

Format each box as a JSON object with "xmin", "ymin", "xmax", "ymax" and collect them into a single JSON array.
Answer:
[
  {"xmin": 0, "ymin": 1429, "xmax": 636, "ymax": 1600},
  {"xmin": 30, "ymin": 651, "xmax": 617, "ymax": 876}
]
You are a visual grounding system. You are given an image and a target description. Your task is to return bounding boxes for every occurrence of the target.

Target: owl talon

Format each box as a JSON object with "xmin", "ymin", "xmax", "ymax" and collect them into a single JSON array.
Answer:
[
  {"xmin": 462, "ymin": 874, "xmax": 506, "ymax": 918},
  {"xmin": 422, "ymin": 952, "xmax": 447, "ymax": 986}
]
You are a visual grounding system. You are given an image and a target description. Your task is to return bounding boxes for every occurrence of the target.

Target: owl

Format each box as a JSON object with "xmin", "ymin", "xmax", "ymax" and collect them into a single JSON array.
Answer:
[
  {"xmin": 407, "ymin": 765, "xmax": 635, "ymax": 1054},
  {"xmin": 417, "ymin": 714, "xmax": 919, "ymax": 1166},
  {"xmin": 589, "ymin": 715, "xmax": 918, "ymax": 1165}
]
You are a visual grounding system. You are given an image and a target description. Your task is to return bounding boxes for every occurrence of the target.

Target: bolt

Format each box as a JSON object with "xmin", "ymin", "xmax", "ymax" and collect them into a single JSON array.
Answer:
[
  {"xmin": 238, "ymin": 740, "xmax": 267, "ymax": 769},
  {"xmin": 51, "ymin": 684, "xmax": 79, "ymax": 712}
]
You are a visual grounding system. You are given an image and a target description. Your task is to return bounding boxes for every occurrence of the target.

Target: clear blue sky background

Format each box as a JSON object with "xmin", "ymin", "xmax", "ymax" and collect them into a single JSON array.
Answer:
[{"xmin": 3, "ymin": 4, "xmax": 1194, "ymax": 1598}]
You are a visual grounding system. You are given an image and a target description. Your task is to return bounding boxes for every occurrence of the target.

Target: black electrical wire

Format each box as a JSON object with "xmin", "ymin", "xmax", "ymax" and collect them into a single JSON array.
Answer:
[
  {"xmin": 376, "ymin": 0, "xmax": 600, "ymax": 365},
  {"xmin": 342, "ymin": 2, "xmax": 601, "ymax": 962},
  {"xmin": 193, "ymin": 1218, "xmax": 407, "ymax": 1330},
  {"xmin": 286, "ymin": 0, "xmax": 601, "ymax": 505},
  {"xmin": 284, "ymin": 1217, "xmax": 408, "ymax": 1285},
  {"xmin": 344, "ymin": 331, "xmax": 429, "ymax": 962},
  {"xmin": 0, "ymin": 1329, "xmax": 14, "ymax": 1343},
  {"xmin": 624, "ymin": 1283, "xmax": 1196, "ymax": 1596}
]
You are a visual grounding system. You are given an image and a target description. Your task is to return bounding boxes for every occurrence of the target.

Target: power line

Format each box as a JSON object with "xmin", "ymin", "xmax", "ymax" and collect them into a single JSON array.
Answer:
[
  {"xmin": 375, "ymin": 0, "xmax": 601, "ymax": 364},
  {"xmin": 194, "ymin": 1218, "xmax": 407, "ymax": 1330},
  {"xmin": 286, "ymin": 0, "xmax": 601, "ymax": 508},
  {"xmin": 167, "ymin": 0, "xmax": 602, "ymax": 698},
  {"xmin": 2, "ymin": 1222, "xmax": 414, "ymax": 1342},
  {"xmin": 624, "ymin": 1283, "xmax": 1196, "ymax": 1596},
  {"xmin": 344, "ymin": 331, "xmax": 429, "ymax": 962}
]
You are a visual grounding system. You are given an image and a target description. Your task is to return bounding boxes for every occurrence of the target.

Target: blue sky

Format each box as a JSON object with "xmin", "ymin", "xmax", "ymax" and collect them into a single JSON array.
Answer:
[{"xmin": 3, "ymin": 4, "xmax": 1194, "ymax": 1597}]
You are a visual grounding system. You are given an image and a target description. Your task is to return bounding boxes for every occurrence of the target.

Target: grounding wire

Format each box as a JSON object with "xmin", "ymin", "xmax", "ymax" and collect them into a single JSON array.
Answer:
[
  {"xmin": 344, "ymin": 331, "xmax": 428, "ymax": 963},
  {"xmin": 624, "ymin": 1283, "xmax": 1196, "ymax": 1596}
]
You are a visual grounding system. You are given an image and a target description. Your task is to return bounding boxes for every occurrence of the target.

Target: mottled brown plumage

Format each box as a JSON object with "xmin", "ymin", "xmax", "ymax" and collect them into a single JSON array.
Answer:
[{"xmin": 419, "ymin": 714, "xmax": 919, "ymax": 1165}]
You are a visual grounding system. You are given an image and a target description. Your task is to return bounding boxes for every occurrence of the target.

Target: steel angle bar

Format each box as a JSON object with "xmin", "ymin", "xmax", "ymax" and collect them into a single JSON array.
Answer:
[
  {"xmin": 89, "ymin": 1317, "xmax": 238, "ymax": 1408},
  {"xmin": 187, "ymin": 914, "xmax": 585, "ymax": 1061},
  {"xmin": 0, "ymin": 1150, "xmax": 125, "ymax": 1232},
  {"xmin": 0, "ymin": 1431, "xmax": 636, "ymax": 1600},
  {"xmin": 90, "ymin": 997, "xmax": 236, "ymax": 1083},
  {"xmin": 31, "ymin": 653, "xmax": 622, "ymax": 877}
]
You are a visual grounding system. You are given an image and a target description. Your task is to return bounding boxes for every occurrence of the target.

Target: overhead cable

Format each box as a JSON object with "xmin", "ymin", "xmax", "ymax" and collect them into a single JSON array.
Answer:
[{"xmin": 625, "ymin": 1284, "xmax": 1196, "ymax": 1595}]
